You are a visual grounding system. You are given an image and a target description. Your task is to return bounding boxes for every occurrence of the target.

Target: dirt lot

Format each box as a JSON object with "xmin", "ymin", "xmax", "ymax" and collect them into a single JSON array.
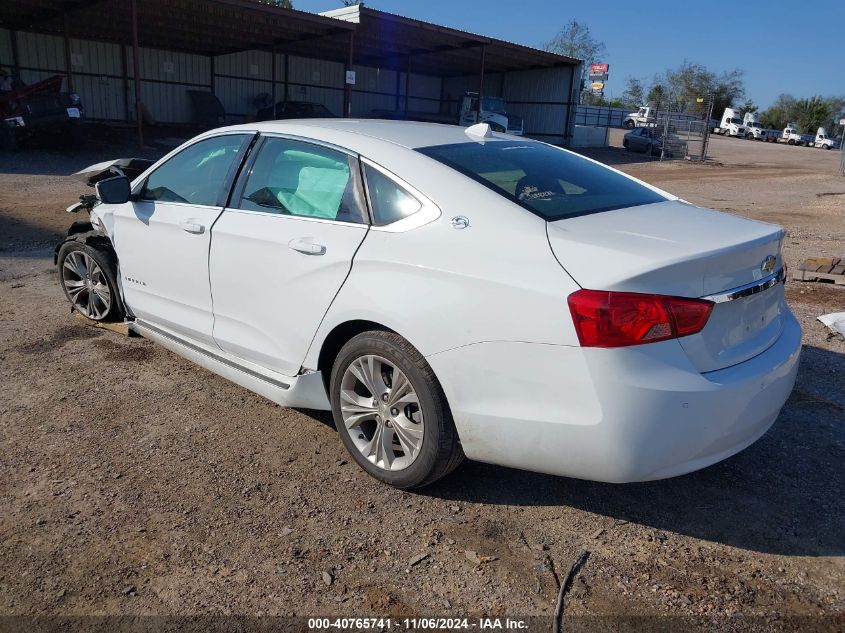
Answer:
[{"xmin": 0, "ymin": 132, "xmax": 843, "ymax": 632}]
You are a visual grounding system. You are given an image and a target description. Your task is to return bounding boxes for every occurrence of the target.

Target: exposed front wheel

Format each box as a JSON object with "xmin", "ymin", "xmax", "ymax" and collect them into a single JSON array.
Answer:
[
  {"xmin": 623, "ymin": 120, "xmax": 635, "ymax": 129},
  {"xmin": 57, "ymin": 241, "xmax": 124, "ymax": 322},
  {"xmin": 330, "ymin": 331, "xmax": 463, "ymax": 489}
]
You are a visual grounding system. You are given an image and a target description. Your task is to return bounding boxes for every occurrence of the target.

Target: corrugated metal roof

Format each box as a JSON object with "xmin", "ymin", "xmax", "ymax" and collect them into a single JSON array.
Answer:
[
  {"xmin": 1, "ymin": 0, "xmax": 355, "ymax": 58},
  {"xmin": 1, "ymin": 0, "xmax": 579, "ymax": 78}
]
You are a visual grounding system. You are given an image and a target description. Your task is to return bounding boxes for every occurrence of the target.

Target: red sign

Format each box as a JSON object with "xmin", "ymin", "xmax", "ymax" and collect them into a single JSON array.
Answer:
[{"xmin": 589, "ymin": 63, "xmax": 609, "ymax": 74}]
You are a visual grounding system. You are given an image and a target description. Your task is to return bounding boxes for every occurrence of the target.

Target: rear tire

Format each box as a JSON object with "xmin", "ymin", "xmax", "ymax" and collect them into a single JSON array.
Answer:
[
  {"xmin": 330, "ymin": 330, "xmax": 464, "ymax": 489},
  {"xmin": 57, "ymin": 241, "xmax": 124, "ymax": 322},
  {"xmin": 788, "ymin": 139, "xmax": 795, "ymax": 145}
]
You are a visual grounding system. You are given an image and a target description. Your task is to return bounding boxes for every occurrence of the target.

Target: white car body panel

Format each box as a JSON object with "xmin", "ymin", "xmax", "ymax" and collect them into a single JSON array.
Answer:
[
  {"xmin": 210, "ymin": 209, "xmax": 368, "ymax": 376},
  {"xmin": 84, "ymin": 119, "xmax": 802, "ymax": 483},
  {"xmin": 428, "ymin": 311, "xmax": 800, "ymax": 482},
  {"xmin": 112, "ymin": 199, "xmax": 223, "ymax": 346}
]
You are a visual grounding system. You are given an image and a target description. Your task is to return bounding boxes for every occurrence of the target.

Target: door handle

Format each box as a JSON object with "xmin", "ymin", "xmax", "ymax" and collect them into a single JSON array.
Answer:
[
  {"xmin": 179, "ymin": 219, "xmax": 205, "ymax": 234},
  {"xmin": 288, "ymin": 238, "xmax": 326, "ymax": 255}
]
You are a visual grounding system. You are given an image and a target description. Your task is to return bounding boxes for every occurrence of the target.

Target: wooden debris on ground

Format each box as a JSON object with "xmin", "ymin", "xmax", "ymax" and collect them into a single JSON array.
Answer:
[
  {"xmin": 793, "ymin": 256, "xmax": 845, "ymax": 285},
  {"xmin": 73, "ymin": 312, "xmax": 133, "ymax": 336}
]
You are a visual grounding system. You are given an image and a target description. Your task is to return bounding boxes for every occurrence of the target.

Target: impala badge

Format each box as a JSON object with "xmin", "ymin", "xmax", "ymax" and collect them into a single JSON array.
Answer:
[{"xmin": 761, "ymin": 255, "xmax": 776, "ymax": 274}]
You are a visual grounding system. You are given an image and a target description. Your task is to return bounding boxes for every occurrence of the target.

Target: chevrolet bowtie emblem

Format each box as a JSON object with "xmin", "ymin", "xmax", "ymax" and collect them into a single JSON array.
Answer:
[{"xmin": 761, "ymin": 255, "xmax": 777, "ymax": 274}]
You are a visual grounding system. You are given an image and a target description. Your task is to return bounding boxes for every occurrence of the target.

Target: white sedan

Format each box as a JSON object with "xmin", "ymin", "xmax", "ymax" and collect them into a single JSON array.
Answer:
[{"xmin": 56, "ymin": 120, "xmax": 801, "ymax": 489}]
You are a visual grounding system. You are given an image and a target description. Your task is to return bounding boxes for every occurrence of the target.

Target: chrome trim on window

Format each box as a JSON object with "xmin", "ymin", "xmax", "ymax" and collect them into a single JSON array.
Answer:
[{"xmin": 700, "ymin": 268, "xmax": 784, "ymax": 304}]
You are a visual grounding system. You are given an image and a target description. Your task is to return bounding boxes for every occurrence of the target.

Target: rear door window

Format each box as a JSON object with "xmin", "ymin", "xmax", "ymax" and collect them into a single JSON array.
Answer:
[{"xmin": 238, "ymin": 137, "xmax": 367, "ymax": 224}]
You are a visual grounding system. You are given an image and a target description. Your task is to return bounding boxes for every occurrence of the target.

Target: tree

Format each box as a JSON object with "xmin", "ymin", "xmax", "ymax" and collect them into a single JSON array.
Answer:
[
  {"xmin": 740, "ymin": 99, "xmax": 757, "ymax": 114},
  {"xmin": 543, "ymin": 20, "xmax": 606, "ymax": 103},
  {"xmin": 621, "ymin": 77, "xmax": 646, "ymax": 106},
  {"xmin": 257, "ymin": 0, "xmax": 293, "ymax": 7},
  {"xmin": 647, "ymin": 82, "xmax": 666, "ymax": 106},
  {"xmin": 760, "ymin": 93, "xmax": 797, "ymax": 129},
  {"xmin": 760, "ymin": 94, "xmax": 845, "ymax": 132}
]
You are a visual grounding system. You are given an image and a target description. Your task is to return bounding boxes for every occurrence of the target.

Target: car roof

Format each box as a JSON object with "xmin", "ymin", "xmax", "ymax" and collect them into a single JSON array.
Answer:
[{"xmin": 214, "ymin": 119, "xmax": 520, "ymax": 151}]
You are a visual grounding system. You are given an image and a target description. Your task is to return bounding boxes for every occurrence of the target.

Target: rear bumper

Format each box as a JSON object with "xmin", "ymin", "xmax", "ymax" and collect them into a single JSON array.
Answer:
[{"xmin": 427, "ymin": 312, "xmax": 801, "ymax": 483}]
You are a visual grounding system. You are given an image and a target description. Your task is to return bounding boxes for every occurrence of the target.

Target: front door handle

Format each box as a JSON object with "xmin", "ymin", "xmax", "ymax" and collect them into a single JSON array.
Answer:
[
  {"xmin": 288, "ymin": 238, "xmax": 326, "ymax": 255},
  {"xmin": 179, "ymin": 219, "xmax": 205, "ymax": 234}
]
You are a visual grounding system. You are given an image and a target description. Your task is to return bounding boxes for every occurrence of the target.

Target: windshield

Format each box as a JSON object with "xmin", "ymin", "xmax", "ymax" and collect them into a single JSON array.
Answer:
[
  {"xmin": 481, "ymin": 97, "xmax": 506, "ymax": 114},
  {"xmin": 418, "ymin": 141, "xmax": 667, "ymax": 221},
  {"xmin": 730, "ymin": 118, "xmax": 743, "ymax": 125}
]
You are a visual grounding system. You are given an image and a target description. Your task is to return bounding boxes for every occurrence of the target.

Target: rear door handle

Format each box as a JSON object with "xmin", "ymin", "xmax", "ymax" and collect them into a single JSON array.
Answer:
[
  {"xmin": 179, "ymin": 219, "xmax": 205, "ymax": 234},
  {"xmin": 288, "ymin": 238, "xmax": 326, "ymax": 255}
]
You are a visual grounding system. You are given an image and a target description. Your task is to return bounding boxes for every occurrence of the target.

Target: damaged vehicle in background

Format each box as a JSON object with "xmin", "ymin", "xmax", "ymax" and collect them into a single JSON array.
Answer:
[
  {"xmin": 54, "ymin": 119, "xmax": 801, "ymax": 489},
  {"xmin": 1, "ymin": 74, "xmax": 83, "ymax": 150}
]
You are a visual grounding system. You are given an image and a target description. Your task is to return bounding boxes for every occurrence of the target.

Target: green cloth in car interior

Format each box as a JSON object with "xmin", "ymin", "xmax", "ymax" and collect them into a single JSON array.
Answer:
[{"xmin": 272, "ymin": 149, "xmax": 349, "ymax": 219}]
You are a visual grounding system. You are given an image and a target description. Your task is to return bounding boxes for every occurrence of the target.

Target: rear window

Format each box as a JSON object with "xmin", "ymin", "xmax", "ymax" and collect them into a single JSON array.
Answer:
[{"xmin": 417, "ymin": 140, "xmax": 666, "ymax": 220}]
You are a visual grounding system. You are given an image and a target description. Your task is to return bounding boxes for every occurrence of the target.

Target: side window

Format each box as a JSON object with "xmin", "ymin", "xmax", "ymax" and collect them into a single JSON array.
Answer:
[
  {"xmin": 364, "ymin": 164, "xmax": 422, "ymax": 226},
  {"xmin": 238, "ymin": 137, "xmax": 366, "ymax": 223},
  {"xmin": 141, "ymin": 135, "xmax": 247, "ymax": 206}
]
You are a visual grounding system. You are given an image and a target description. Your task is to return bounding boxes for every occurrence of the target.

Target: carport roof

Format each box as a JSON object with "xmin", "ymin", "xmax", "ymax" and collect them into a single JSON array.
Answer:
[
  {"xmin": 320, "ymin": 5, "xmax": 581, "ymax": 76},
  {"xmin": 1, "ymin": 0, "xmax": 355, "ymax": 58},
  {"xmin": 1, "ymin": 0, "xmax": 580, "ymax": 77}
]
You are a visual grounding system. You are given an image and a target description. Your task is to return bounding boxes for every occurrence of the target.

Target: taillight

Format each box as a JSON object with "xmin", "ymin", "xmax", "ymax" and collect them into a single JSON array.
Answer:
[{"xmin": 567, "ymin": 289, "xmax": 714, "ymax": 348}]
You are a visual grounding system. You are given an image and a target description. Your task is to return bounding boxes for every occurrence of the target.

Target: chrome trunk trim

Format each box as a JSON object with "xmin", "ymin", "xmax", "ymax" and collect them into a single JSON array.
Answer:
[{"xmin": 701, "ymin": 268, "xmax": 784, "ymax": 304}]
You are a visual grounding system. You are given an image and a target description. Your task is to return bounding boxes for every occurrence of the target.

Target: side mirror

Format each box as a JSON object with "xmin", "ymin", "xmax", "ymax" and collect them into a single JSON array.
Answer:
[{"xmin": 95, "ymin": 175, "xmax": 131, "ymax": 205}]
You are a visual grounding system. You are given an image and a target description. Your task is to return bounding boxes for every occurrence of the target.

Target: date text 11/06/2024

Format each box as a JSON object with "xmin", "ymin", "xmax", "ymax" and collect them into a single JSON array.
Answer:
[{"xmin": 308, "ymin": 617, "xmax": 530, "ymax": 630}]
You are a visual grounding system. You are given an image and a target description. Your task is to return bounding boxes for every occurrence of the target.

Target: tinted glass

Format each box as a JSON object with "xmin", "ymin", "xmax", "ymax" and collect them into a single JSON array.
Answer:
[
  {"xmin": 364, "ymin": 165, "xmax": 422, "ymax": 226},
  {"xmin": 142, "ymin": 135, "xmax": 246, "ymax": 206},
  {"xmin": 418, "ymin": 141, "xmax": 666, "ymax": 220},
  {"xmin": 239, "ymin": 137, "xmax": 366, "ymax": 223}
]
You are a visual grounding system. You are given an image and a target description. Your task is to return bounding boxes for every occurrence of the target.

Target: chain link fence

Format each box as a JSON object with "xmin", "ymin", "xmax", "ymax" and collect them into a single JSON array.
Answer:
[{"xmin": 574, "ymin": 94, "xmax": 714, "ymax": 161}]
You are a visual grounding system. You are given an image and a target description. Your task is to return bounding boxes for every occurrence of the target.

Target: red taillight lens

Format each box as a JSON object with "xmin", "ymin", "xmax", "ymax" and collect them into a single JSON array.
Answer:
[{"xmin": 567, "ymin": 289, "xmax": 714, "ymax": 348}]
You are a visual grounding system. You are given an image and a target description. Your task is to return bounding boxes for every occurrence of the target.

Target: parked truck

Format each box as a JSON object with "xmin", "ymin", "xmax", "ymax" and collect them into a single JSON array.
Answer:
[
  {"xmin": 372, "ymin": 92, "xmax": 523, "ymax": 135},
  {"xmin": 623, "ymin": 106, "xmax": 654, "ymax": 128},
  {"xmin": 742, "ymin": 112, "xmax": 768, "ymax": 141},
  {"xmin": 712, "ymin": 108, "xmax": 745, "ymax": 137},
  {"xmin": 780, "ymin": 123, "xmax": 813, "ymax": 146},
  {"xmin": 812, "ymin": 127, "xmax": 838, "ymax": 149}
]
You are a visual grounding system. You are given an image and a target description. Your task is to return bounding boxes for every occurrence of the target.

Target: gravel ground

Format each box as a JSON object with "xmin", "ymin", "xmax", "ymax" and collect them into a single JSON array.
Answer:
[{"xmin": 0, "ymin": 132, "xmax": 843, "ymax": 632}]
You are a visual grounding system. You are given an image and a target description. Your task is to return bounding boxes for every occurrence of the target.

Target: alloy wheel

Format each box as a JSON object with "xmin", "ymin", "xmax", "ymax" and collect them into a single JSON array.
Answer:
[
  {"xmin": 61, "ymin": 250, "xmax": 111, "ymax": 320},
  {"xmin": 340, "ymin": 354, "xmax": 424, "ymax": 471}
]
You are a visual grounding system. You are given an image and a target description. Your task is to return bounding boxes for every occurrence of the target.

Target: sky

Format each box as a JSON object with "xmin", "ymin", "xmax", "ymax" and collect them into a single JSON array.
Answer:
[{"xmin": 292, "ymin": 0, "xmax": 844, "ymax": 109}]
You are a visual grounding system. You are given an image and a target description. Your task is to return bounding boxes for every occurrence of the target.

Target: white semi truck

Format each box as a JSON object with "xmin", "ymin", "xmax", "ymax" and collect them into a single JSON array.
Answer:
[
  {"xmin": 742, "ymin": 112, "xmax": 768, "ymax": 140},
  {"xmin": 372, "ymin": 92, "xmax": 523, "ymax": 135},
  {"xmin": 623, "ymin": 106, "xmax": 654, "ymax": 128},
  {"xmin": 712, "ymin": 108, "xmax": 745, "ymax": 137},
  {"xmin": 780, "ymin": 124, "xmax": 813, "ymax": 146},
  {"xmin": 812, "ymin": 127, "xmax": 837, "ymax": 149}
]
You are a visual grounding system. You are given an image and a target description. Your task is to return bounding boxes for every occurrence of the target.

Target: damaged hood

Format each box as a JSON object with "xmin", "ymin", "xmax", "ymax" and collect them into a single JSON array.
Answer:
[{"xmin": 72, "ymin": 158, "xmax": 155, "ymax": 186}]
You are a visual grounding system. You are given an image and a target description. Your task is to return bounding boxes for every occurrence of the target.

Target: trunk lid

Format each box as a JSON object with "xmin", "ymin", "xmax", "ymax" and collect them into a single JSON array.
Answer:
[{"xmin": 548, "ymin": 200, "xmax": 787, "ymax": 372}]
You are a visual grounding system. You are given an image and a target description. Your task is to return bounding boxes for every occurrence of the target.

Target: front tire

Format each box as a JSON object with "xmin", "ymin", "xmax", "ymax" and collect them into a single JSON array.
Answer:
[
  {"xmin": 330, "ymin": 331, "xmax": 463, "ymax": 489},
  {"xmin": 57, "ymin": 241, "xmax": 124, "ymax": 322},
  {"xmin": 623, "ymin": 120, "xmax": 635, "ymax": 129}
]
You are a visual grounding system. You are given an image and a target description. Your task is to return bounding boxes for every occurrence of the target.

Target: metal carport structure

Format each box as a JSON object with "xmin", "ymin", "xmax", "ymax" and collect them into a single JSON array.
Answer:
[{"xmin": 0, "ymin": 0, "xmax": 581, "ymax": 146}]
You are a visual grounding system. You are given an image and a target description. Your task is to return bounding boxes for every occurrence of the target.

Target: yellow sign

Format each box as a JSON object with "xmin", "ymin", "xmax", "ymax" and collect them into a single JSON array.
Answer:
[
  {"xmin": 696, "ymin": 97, "xmax": 704, "ymax": 103},
  {"xmin": 591, "ymin": 82, "xmax": 604, "ymax": 90}
]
